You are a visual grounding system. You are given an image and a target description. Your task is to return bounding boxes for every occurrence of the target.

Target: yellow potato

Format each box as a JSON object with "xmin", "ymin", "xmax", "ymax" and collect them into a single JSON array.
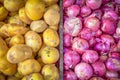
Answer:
[
  {"xmin": 4, "ymin": 0, "xmax": 25, "ymax": 12},
  {"xmin": 43, "ymin": 0, "xmax": 58, "ymax": 6},
  {"xmin": 30, "ymin": 20, "xmax": 48, "ymax": 33},
  {"xmin": 9, "ymin": 35, "xmax": 24, "ymax": 47},
  {"xmin": 42, "ymin": 64, "xmax": 59, "ymax": 80},
  {"xmin": 7, "ymin": 76, "xmax": 21, "ymax": 80},
  {"xmin": 0, "ymin": 74, "xmax": 5, "ymax": 80},
  {"xmin": 44, "ymin": 8, "xmax": 60, "ymax": 26},
  {"xmin": 47, "ymin": 4, "xmax": 60, "ymax": 12},
  {"xmin": 0, "ymin": 57, "xmax": 17, "ymax": 75},
  {"xmin": 18, "ymin": 59, "xmax": 41, "ymax": 75},
  {"xmin": 7, "ymin": 44, "xmax": 33, "ymax": 63},
  {"xmin": 0, "ymin": 6, "xmax": 8, "ymax": 21},
  {"xmin": 43, "ymin": 28, "xmax": 59, "ymax": 47},
  {"xmin": 0, "ymin": 37, "xmax": 8, "ymax": 57},
  {"xmin": 39, "ymin": 46, "xmax": 59, "ymax": 64},
  {"xmin": 25, "ymin": 0, "xmax": 45, "ymax": 20},
  {"xmin": 25, "ymin": 31, "xmax": 42, "ymax": 53},
  {"xmin": 0, "ymin": 24, "xmax": 29, "ymax": 37},
  {"xmin": 19, "ymin": 7, "xmax": 32, "ymax": 24},
  {"xmin": 14, "ymin": 72, "xmax": 23, "ymax": 79},
  {"xmin": 49, "ymin": 25, "xmax": 59, "ymax": 31},
  {"xmin": 5, "ymin": 37, "xmax": 11, "ymax": 46},
  {"xmin": 22, "ymin": 73, "xmax": 43, "ymax": 80}
]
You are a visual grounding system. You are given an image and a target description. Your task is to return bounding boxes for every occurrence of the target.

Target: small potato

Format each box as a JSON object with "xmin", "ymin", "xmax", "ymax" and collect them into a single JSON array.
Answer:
[
  {"xmin": 0, "ymin": 24, "xmax": 29, "ymax": 37},
  {"xmin": 30, "ymin": 20, "xmax": 48, "ymax": 33},
  {"xmin": 25, "ymin": 31, "xmax": 42, "ymax": 53},
  {"xmin": 43, "ymin": 28, "xmax": 59, "ymax": 47},
  {"xmin": 0, "ymin": 6, "xmax": 8, "ymax": 21},
  {"xmin": 0, "ymin": 37, "xmax": 8, "ymax": 57},
  {"xmin": 43, "ymin": 0, "xmax": 58, "ymax": 6},
  {"xmin": 42, "ymin": 64, "xmax": 59, "ymax": 80},
  {"xmin": 7, "ymin": 44, "xmax": 32, "ymax": 63},
  {"xmin": 7, "ymin": 76, "xmax": 21, "ymax": 80},
  {"xmin": 44, "ymin": 8, "xmax": 60, "ymax": 26},
  {"xmin": 19, "ymin": 7, "xmax": 32, "ymax": 24},
  {"xmin": 18, "ymin": 59, "xmax": 41, "ymax": 75},
  {"xmin": 47, "ymin": 4, "xmax": 60, "ymax": 12},
  {"xmin": 4, "ymin": 0, "xmax": 25, "ymax": 12},
  {"xmin": 9, "ymin": 35, "xmax": 24, "ymax": 47},
  {"xmin": 25, "ymin": 0, "xmax": 45, "ymax": 20},
  {"xmin": 0, "ymin": 74, "xmax": 5, "ymax": 80},
  {"xmin": 22, "ymin": 73, "xmax": 43, "ymax": 80},
  {"xmin": 39, "ymin": 46, "xmax": 59, "ymax": 64},
  {"xmin": 49, "ymin": 25, "xmax": 59, "ymax": 31}
]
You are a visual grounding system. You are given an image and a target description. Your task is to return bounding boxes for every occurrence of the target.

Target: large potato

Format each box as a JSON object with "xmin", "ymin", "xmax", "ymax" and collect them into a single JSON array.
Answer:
[
  {"xmin": 19, "ymin": 7, "xmax": 32, "ymax": 24},
  {"xmin": 25, "ymin": 31, "xmax": 42, "ymax": 53},
  {"xmin": 43, "ymin": 0, "xmax": 58, "ymax": 6},
  {"xmin": 0, "ymin": 74, "xmax": 5, "ymax": 80},
  {"xmin": 43, "ymin": 28, "xmax": 59, "ymax": 47},
  {"xmin": 0, "ymin": 6, "xmax": 8, "ymax": 21},
  {"xmin": 18, "ymin": 59, "xmax": 41, "ymax": 75},
  {"xmin": 7, "ymin": 44, "xmax": 32, "ymax": 63},
  {"xmin": 9, "ymin": 34, "xmax": 24, "ymax": 47},
  {"xmin": 4, "ymin": 0, "xmax": 25, "ymax": 12},
  {"xmin": 0, "ymin": 24, "xmax": 29, "ymax": 37},
  {"xmin": 39, "ymin": 46, "xmax": 59, "ymax": 64},
  {"xmin": 44, "ymin": 8, "xmax": 60, "ymax": 26},
  {"xmin": 0, "ymin": 37, "xmax": 8, "ymax": 57},
  {"xmin": 42, "ymin": 64, "xmax": 59, "ymax": 80},
  {"xmin": 25, "ymin": 0, "xmax": 45, "ymax": 20},
  {"xmin": 30, "ymin": 20, "xmax": 48, "ymax": 33},
  {"xmin": 22, "ymin": 73, "xmax": 43, "ymax": 80}
]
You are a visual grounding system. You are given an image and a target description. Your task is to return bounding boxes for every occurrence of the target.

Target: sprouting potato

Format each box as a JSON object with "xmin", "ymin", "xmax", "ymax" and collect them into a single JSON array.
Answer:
[
  {"xmin": 9, "ymin": 34, "xmax": 24, "ymax": 47},
  {"xmin": 25, "ymin": 0, "xmax": 45, "ymax": 20},
  {"xmin": 25, "ymin": 31, "xmax": 42, "ymax": 53},
  {"xmin": 43, "ymin": 28, "xmax": 59, "ymax": 47},
  {"xmin": 44, "ymin": 8, "xmax": 60, "ymax": 26},
  {"xmin": 30, "ymin": 20, "xmax": 48, "ymax": 33},
  {"xmin": 19, "ymin": 7, "xmax": 32, "ymax": 24},
  {"xmin": 4, "ymin": 0, "xmax": 25, "ymax": 12},
  {"xmin": 7, "ymin": 44, "xmax": 33, "ymax": 63},
  {"xmin": 0, "ymin": 6, "xmax": 8, "ymax": 21},
  {"xmin": 43, "ymin": 0, "xmax": 58, "ymax": 6},
  {"xmin": 18, "ymin": 59, "xmax": 41, "ymax": 75}
]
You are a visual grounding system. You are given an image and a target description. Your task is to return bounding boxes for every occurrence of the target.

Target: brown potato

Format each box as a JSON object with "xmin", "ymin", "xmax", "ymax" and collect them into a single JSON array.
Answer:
[{"xmin": 7, "ymin": 44, "xmax": 33, "ymax": 63}]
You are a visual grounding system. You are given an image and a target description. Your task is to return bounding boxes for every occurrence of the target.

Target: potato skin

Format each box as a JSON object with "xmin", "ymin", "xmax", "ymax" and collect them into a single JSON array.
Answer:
[
  {"xmin": 18, "ymin": 59, "xmax": 41, "ymax": 75},
  {"xmin": 7, "ymin": 44, "xmax": 32, "ymax": 63},
  {"xmin": 44, "ymin": 9, "xmax": 60, "ymax": 26},
  {"xmin": 30, "ymin": 20, "xmax": 48, "ymax": 33},
  {"xmin": 25, "ymin": 31, "xmax": 42, "ymax": 53},
  {"xmin": 43, "ymin": 28, "xmax": 59, "ymax": 47}
]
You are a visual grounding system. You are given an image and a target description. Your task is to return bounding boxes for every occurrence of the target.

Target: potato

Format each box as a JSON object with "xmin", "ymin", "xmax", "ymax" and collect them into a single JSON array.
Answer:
[
  {"xmin": 47, "ymin": 4, "xmax": 60, "ymax": 12},
  {"xmin": 0, "ymin": 57, "xmax": 17, "ymax": 75},
  {"xmin": 0, "ymin": 22, "xmax": 5, "ymax": 28},
  {"xmin": 25, "ymin": 31, "xmax": 42, "ymax": 53},
  {"xmin": 4, "ymin": 0, "xmax": 25, "ymax": 12},
  {"xmin": 7, "ymin": 44, "xmax": 32, "ymax": 63},
  {"xmin": 9, "ymin": 11, "xmax": 18, "ymax": 17},
  {"xmin": 42, "ymin": 64, "xmax": 59, "ymax": 80},
  {"xmin": 5, "ymin": 37, "xmax": 11, "ymax": 46},
  {"xmin": 39, "ymin": 46, "xmax": 59, "ymax": 64},
  {"xmin": 15, "ymin": 72, "xmax": 23, "ymax": 79},
  {"xmin": 0, "ymin": 74, "xmax": 5, "ymax": 80},
  {"xmin": 44, "ymin": 8, "xmax": 60, "ymax": 26},
  {"xmin": 19, "ymin": 7, "xmax": 32, "ymax": 24},
  {"xmin": 43, "ymin": 0, "xmax": 58, "ymax": 6},
  {"xmin": 49, "ymin": 25, "xmax": 59, "ymax": 31},
  {"xmin": 7, "ymin": 76, "xmax": 21, "ymax": 80},
  {"xmin": 25, "ymin": 0, "xmax": 45, "ymax": 20},
  {"xmin": 37, "ymin": 57, "xmax": 45, "ymax": 68},
  {"xmin": 0, "ymin": 24, "xmax": 29, "ymax": 37},
  {"xmin": 43, "ymin": 28, "xmax": 59, "ymax": 47},
  {"xmin": 30, "ymin": 20, "xmax": 48, "ymax": 33},
  {"xmin": 9, "ymin": 35, "xmax": 24, "ymax": 47},
  {"xmin": 18, "ymin": 59, "xmax": 41, "ymax": 75},
  {"xmin": 0, "ymin": 37, "xmax": 8, "ymax": 57},
  {"xmin": 8, "ymin": 14, "xmax": 26, "ymax": 26},
  {"xmin": 22, "ymin": 73, "xmax": 43, "ymax": 80},
  {"xmin": 0, "ymin": 6, "xmax": 8, "ymax": 21}
]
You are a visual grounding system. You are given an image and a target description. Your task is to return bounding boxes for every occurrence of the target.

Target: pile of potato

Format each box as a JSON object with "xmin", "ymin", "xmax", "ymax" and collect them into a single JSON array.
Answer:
[{"xmin": 0, "ymin": 0, "xmax": 60, "ymax": 80}]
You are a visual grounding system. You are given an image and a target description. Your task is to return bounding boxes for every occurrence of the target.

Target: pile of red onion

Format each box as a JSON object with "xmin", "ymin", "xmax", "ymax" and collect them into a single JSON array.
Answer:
[{"xmin": 63, "ymin": 0, "xmax": 120, "ymax": 80}]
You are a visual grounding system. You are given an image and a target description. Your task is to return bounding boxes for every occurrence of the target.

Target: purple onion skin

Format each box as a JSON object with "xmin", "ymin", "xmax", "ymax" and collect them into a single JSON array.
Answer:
[
  {"xmin": 106, "ymin": 71, "xmax": 119, "ymax": 78},
  {"xmin": 64, "ymin": 33, "xmax": 72, "ymax": 47},
  {"xmin": 63, "ymin": 0, "xmax": 75, "ymax": 8},
  {"xmin": 106, "ymin": 57, "xmax": 120, "ymax": 71}
]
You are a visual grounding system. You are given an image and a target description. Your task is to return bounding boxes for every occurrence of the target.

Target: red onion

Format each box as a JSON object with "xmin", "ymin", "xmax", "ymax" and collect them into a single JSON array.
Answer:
[
  {"xmin": 92, "ymin": 61, "xmax": 106, "ymax": 76},
  {"xmin": 66, "ymin": 5, "xmax": 80, "ymax": 17},
  {"xmin": 64, "ymin": 33, "xmax": 72, "ymax": 47},
  {"xmin": 75, "ymin": 0, "xmax": 86, "ymax": 7},
  {"xmin": 101, "ymin": 19, "xmax": 116, "ymax": 34},
  {"xmin": 86, "ymin": 0, "xmax": 102, "ymax": 10},
  {"xmin": 116, "ymin": 27, "xmax": 120, "ymax": 37},
  {"xmin": 80, "ymin": 5, "xmax": 91, "ymax": 17},
  {"xmin": 115, "ymin": 0, "xmax": 120, "ymax": 4},
  {"xmin": 90, "ymin": 77, "xmax": 105, "ymax": 80},
  {"xmin": 84, "ymin": 17, "xmax": 100, "ymax": 31},
  {"xmin": 63, "ymin": 0, "xmax": 75, "ymax": 8},
  {"xmin": 102, "ymin": 2, "xmax": 115, "ymax": 11},
  {"xmin": 107, "ymin": 78, "xmax": 120, "ymax": 80},
  {"xmin": 75, "ymin": 62, "xmax": 93, "ymax": 80},
  {"xmin": 109, "ymin": 52, "xmax": 120, "ymax": 58},
  {"xmin": 89, "ymin": 37, "xmax": 96, "ymax": 47},
  {"xmin": 95, "ymin": 30, "xmax": 102, "ymax": 37},
  {"xmin": 64, "ymin": 70, "xmax": 77, "ymax": 80},
  {"xmin": 82, "ymin": 50, "xmax": 99, "ymax": 63},
  {"xmin": 117, "ymin": 40, "xmax": 120, "ymax": 51},
  {"xmin": 64, "ymin": 47, "xmax": 71, "ymax": 53},
  {"xmin": 106, "ymin": 57, "xmax": 120, "ymax": 71},
  {"xmin": 72, "ymin": 37, "xmax": 89, "ymax": 54},
  {"xmin": 64, "ymin": 17, "xmax": 82, "ymax": 36},
  {"xmin": 115, "ymin": 5, "xmax": 120, "ymax": 15},
  {"xmin": 91, "ymin": 10, "xmax": 102, "ymax": 20},
  {"xmin": 106, "ymin": 71, "xmax": 119, "ymax": 78},
  {"xmin": 64, "ymin": 50, "xmax": 80, "ymax": 70}
]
